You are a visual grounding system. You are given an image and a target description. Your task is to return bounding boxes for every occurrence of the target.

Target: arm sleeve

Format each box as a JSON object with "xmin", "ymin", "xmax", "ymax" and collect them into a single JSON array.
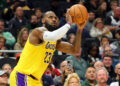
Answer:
[{"xmin": 43, "ymin": 23, "xmax": 71, "ymax": 42}]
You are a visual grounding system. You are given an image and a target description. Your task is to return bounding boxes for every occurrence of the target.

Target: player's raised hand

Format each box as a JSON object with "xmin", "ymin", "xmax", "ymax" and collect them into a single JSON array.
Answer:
[
  {"xmin": 66, "ymin": 9, "xmax": 72, "ymax": 25},
  {"xmin": 77, "ymin": 21, "xmax": 87, "ymax": 30}
]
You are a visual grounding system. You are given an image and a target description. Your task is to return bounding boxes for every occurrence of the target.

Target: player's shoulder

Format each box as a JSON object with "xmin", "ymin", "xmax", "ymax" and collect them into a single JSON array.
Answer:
[
  {"xmin": 31, "ymin": 26, "xmax": 47, "ymax": 35},
  {"xmin": 36, "ymin": 26, "xmax": 47, "ymax": 32}
]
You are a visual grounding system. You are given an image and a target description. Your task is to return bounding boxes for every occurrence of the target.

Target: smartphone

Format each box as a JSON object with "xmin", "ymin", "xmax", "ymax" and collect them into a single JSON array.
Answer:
[{"xmin": 67, "ymin": 60, "xmax": 73, "ymax": 72}]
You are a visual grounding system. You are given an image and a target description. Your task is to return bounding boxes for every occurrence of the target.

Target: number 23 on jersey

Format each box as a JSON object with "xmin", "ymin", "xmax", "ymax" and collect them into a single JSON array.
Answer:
[{"xmin": 44, "ymin": 52, "xmax": 52, "ymax": 64}]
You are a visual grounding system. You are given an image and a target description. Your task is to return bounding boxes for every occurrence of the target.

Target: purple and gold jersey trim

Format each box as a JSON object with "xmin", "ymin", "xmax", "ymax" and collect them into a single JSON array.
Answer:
[{"xmin": 15, "ymin": 72, "xmax": 28, "ymax": 86}]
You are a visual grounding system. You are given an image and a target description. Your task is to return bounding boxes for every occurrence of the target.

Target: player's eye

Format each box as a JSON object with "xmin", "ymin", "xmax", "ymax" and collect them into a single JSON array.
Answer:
[
  {"xmin": 48, "ymin": 16, "xmax": 53, "ymax": 19},
  {"xmin": 55, "ymin": 17, "xmax": 57, "ymax": 20}
]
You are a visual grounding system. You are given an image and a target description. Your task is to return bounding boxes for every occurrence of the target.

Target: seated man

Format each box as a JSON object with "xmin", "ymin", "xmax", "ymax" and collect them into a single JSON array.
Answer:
[
  {"xmin": 102, "ymin": 55, "xmax": 116, "ymax": 79},
  {"xmin": 102, "ymin": 55, "xmax": 116, "ymax": 85},
  {"xmin": 104, "ymin": 7, "xmax": 120, "ymax": 38},
  {"xmin": 104, "ymin": 45, "xmax": 119, "ymax": 68},
  {"xmin": 95, "ymin": 67, "xmax": 109, "ymax": 86},
  {"xmin": 82, "ymin": 67, "xmax": 96, "ymax": 86}
]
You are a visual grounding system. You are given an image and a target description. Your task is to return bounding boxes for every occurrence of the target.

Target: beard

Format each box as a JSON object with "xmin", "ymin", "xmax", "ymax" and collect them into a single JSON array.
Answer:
[
  {"xmin": 89, "ymin": 19, "xmax": 94, "ymax": 23},
  {"xmin": 31, "ymin": 23, "xmax": 38, "ymax": 28},
  {"xmin": 44, "ymin": 22, "xmax": 58, "ymax": 31},
  {"xmin": 99, "ymin": 79, "xmax": 106, "ymax": 84},
  {"xmin": 87, "ymin": 79, "xmax": 95, "ymax": 83}
]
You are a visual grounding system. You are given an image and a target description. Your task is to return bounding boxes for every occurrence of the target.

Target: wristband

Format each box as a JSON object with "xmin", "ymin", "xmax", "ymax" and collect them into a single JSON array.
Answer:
[
  {"xmin": 67, "ymin": 22, "xmax": 72, "ymax": 26},
  {"xmin": 78, "ymin": 29, "xmax": 82, "ymax": 32}
]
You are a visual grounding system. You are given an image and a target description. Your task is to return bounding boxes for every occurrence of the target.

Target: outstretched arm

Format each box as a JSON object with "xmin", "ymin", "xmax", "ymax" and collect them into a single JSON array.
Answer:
[
  {"xmin": 29, "ymin": 10, "xmax": 72, "ymax": 45},
  {"xmin": 56, "ymin": 25, "xmax": 83, "ymax": 54}
]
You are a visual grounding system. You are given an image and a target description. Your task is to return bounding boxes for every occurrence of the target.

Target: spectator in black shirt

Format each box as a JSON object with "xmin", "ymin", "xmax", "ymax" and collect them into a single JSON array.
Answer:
[
  {"xmin": 25, "ymin": 15, "xmax": 41, "ymax": 31},
  {"xmin": 106, "ymin": 1, "xmax": 118, "ymax": 17},
  {"xmin": 104, "ymin": 7, "xmax": 120, "ymax": 38},
  {"xmin": 102, "ymin": 55, "xmax": 116, "ymax": 84},
  {"xmin": 8, "ymin": 5, "xmax": 28, "ymax": 38}
]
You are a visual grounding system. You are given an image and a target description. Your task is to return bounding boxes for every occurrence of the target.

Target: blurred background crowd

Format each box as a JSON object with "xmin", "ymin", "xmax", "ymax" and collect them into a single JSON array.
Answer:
[{"xmin": 0, "ymin": 0, "xmax": 120, "ymax": 86}]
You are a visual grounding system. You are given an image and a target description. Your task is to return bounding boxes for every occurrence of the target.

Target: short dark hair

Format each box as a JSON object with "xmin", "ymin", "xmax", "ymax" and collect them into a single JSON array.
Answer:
[
  {"xmin": 103, "ymin": 55, "xmax": 113, "ymax": 59},
  {"xmin": 35, "ymin": 8, "xmax": 41, "ymax": 12},
  {"xmin": 100, "ymin": 35, "xmax": 109, "ymax": 42}
]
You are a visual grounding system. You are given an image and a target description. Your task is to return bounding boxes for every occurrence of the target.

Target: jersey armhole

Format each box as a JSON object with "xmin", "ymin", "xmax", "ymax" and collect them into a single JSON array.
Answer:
[{"xmin": 28, "ymin": 36, "xmax": 45, "ymax": 47}]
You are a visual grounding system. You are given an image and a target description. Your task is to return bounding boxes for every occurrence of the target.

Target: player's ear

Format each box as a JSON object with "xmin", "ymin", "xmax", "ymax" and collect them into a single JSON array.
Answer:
[
  {"xmin": 42, "ymin": 17, "xmax": 45, "ymax": 24},
  {"xmin": 115, "ymin": 68, "xmax": 117, "ymax": 73}
]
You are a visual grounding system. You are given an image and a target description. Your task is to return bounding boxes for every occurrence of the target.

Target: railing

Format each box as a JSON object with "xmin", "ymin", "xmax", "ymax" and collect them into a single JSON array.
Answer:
[{"xmin": 0, "ymin": 50, "xmax": 22, "ymax": 53}]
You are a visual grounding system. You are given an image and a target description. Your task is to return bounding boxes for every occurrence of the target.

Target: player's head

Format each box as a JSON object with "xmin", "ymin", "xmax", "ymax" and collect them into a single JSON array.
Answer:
[{"xmin": 42, "ymin": 11, "xmax": 59, "ymax": 31}]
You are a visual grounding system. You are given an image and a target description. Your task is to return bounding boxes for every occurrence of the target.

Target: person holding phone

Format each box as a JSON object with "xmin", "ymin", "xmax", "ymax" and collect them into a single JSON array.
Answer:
[
  {"xmin": 55, "ymin": 65, "xmax": 74, "ymax": 86},
  {"xmin": 65, "ymin": 49, "xmax": 88, "ymax": 80}
]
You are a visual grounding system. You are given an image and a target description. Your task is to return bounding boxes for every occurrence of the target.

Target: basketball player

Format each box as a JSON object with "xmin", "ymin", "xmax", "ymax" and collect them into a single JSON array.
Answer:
[{"xmin": 10, "ymin": 11, "xmax": 87, "ymax": 86}]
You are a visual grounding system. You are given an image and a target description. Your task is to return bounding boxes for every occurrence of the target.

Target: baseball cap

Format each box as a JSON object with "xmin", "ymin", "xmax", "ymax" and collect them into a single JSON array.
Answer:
[{"xmin": 0, "ymin": 70, "xmax": 7, "ymax": 76}]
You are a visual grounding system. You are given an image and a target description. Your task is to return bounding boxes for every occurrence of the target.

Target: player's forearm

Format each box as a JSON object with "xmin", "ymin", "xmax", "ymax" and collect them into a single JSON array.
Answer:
[
  {"xmin": 43, "ymin": 23, "xmax": 71, "ymax": 42},
  {"xmin": 72, "ymin": 28, "xmax": 82, "ymax": 53}
]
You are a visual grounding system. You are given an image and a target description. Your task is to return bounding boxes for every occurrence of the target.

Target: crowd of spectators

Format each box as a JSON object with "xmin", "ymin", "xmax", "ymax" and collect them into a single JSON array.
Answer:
[{"xmin": 0, "ymin": 0, "xmax": 120, "ymax": 86}]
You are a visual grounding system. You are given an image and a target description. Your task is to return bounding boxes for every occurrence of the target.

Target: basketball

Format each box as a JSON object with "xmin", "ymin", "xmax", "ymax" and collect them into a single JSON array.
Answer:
[{"xmin": 69, "ymin": 4, "xmax": 88, "ymax": 24}]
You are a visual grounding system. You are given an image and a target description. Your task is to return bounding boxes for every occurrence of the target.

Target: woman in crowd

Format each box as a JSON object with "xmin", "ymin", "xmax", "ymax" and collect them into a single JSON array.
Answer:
[
  {"xmin": 90, "ymin": 18, "xmax": 113, "ymax": 40},
  {"xmin": 67, "ymin": 33, "xmax": 75, "ymax": 44},
  {"xmin": 64, "ymin": 73, "xmax": 81, "ymax": 86},
  {"xmin": 14, "ymin": 27, "xmax": 29, "ymax": 55},
  {"xmin": 0, "ymin": 35, "xmax": 8, "ymax": 58},
  {"xmin": 99, "ymin": 36, "xmax": 110, "ymax": 57},
  {"xmin": 96, "ymin": 1, "xmax": 107, "ymax": 19},
  {"xmin": 83, "ymin": 43, "xmax": 100, "ymax": 66}
]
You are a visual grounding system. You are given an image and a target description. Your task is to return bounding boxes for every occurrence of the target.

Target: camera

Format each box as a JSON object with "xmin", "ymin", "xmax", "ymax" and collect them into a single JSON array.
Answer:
[{"xmin": 67, "ymin": 60, "xmax": 73, "ymax": 72}]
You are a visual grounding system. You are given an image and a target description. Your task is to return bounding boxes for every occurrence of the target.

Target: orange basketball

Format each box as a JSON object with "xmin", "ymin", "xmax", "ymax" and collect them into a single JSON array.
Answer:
[{"xmin": 69, "ymin": 4, "xmax": 88, "ymax": 24}]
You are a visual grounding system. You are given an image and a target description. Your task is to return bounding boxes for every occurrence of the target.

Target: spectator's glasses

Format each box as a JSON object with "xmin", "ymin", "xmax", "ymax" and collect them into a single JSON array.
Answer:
[
  {"xmin": 97, "ymin": 22, "xmax": 103, "ymax": 24},
  {"xmin": 104, "ymin": 49, "xmax": 112, "ymax": 52}
]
